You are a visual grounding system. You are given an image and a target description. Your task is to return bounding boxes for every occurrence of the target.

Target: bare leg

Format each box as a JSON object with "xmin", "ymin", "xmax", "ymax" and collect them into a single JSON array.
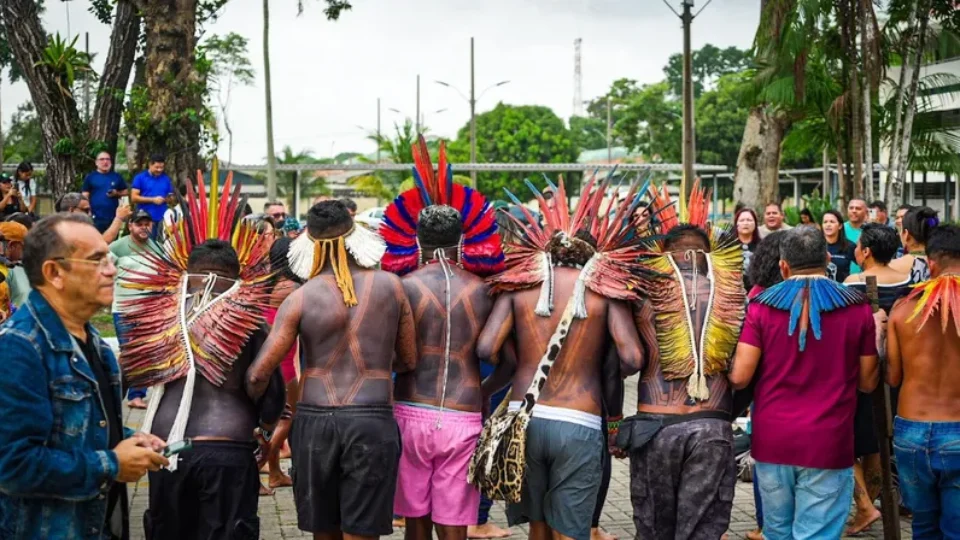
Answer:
[
  {"xmin": 405, "ymin": 517, "xmax": 433, "ymax": 540},
  {"xmin": 315, "ymin": 532, "xmax": 344, "ymax": 540},
  {"xmin": 529, "ymin": 522, "xmax": 551, "ymax": 540},
  {"xmin": 847, "ymin": 460, "xmax": 881, "ymax": 535},
  {"xmin": 590, "ymin": 528, "xmax": 616, "ymax": 540},
  {"xmin": 267, "ymin": 415, "xmax": 293, "ymax": 488},
  {"xmin": 862, "ymin": 453, "xmax": 883, "ymax": 502},
  {"xmin": 436, "ymin": 524, "xmax": 468, "ymax": 540},
  {"xmin": 343, "ymin": 533, "xmax": 379, "ymax": 540}
]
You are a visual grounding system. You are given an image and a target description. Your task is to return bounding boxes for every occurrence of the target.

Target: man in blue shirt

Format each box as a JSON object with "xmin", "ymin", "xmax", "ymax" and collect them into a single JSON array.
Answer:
[
  {"xmin": 130, "ymin": 154, "xmax": 174, "ymax": 238},
  {"xmin": 82, "ymin": 152, "xmax": 129, "ymax": 234},
  {"xmin": 845, "ymin": 198, "xmax": 868, "ymax": 244}
]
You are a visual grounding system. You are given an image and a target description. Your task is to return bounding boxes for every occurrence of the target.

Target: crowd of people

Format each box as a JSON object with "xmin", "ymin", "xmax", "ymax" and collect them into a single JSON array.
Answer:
[{"xmin": 0, "ymin": 143, "xmax": 957, "ymax": 540}]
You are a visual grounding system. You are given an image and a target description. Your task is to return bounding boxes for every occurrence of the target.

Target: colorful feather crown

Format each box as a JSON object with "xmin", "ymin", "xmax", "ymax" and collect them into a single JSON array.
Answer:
[
  {"xmin": 905, "ymin": 274, "xmax": 960, "ymax": 334},
  {"xmin": 632, "ymin": 180, "xmax": 745, "ymax": 401},
  {"xmin": 488, "ymin": 172, "xmax": 651, "ymax": 317},
  {"xmin": 380, "ymin": 136, "xmax": 505, "ymax": 277},
  {"xmin": 754, "ymin": 276, "xmax": 867, "ymax": 351}
]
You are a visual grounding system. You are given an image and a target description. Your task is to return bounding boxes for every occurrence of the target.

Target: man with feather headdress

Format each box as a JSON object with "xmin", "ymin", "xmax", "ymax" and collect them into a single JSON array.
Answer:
[
  {"xmin": 471, "ymin": 176, "xmax": 646, "ymax": 540},
  {"xmin": 379, "ymin": 138, "xmax": 505, "ymax": 540},
  {"xmin": 622, "ymin": 182, "xmax": 746, "ymax": 540},
  {"xmin": 117, "ymin": 173, "xmax": 287, "ymax": 539},
  {"xmin": 886, "ymin": 225, "xmax": 960, "ymax": 539},
  {"xmin": 246, "ymin": 199, "xmax": 419, "ymax": 540}
]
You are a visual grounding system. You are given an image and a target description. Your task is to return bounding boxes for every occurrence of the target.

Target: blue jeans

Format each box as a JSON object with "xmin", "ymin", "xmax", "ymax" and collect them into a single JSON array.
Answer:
[
  {"xmin": 755, "ymin": 461, "xmax": 854, "ymax": 540},
  {"xmin": 752, "ymin": 464, "xmax": 763, "ymax": 529},
  {"xmin": 113, "ymin": 312, "xmax": 146, "ymax": 401},
  {"xmin": 893, "ymin": 417, "xmax": 960, "ymax": 539}
]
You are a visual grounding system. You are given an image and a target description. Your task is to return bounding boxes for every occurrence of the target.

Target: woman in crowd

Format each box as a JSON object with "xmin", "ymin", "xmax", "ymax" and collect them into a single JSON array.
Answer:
[
  {"xmin": 799, "ymin": 208, "xmax": 818, "ymax": 229},
  {"xmin": 822, "ymin": 210, "xmax": 858, "ymax": 282},
  {"xmin": 843, "ymin": 223, "xmax": 907, "ymax": 534},
  {"xmin": 14, "ymin": 162, "xmax": 36, "ymax": 216},
  {"xmin": 0, "ymin": 175, "xmax": 27, "ymax": 218},
  {"xmin": 890, "ymin": 205, "xmax": 937, "ymax": 283},
  {"xmin": 735, "ymin": 208, "xmax": 761, "ymax": 287}
]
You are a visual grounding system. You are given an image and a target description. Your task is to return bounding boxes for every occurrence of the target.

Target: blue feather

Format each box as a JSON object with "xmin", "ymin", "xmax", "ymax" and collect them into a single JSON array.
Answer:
[
  {"xmin": 412, "ymin": 169, "xmax": 432, "ymax": 207},
  {"xmin": 544, "ymin": 175, "xmax": 559, "ymax": 193},
  {"xmin": 503, "ymin": 188, "xmax": 524, "ymax": 206},
  {"xmin": 524, "ymin": 179, "xmax": 543, "ymax": 200},
  {"xmin": 756, "ymin": 278, "xmax": 865, "ymax": 351},
  {"xmin": 444, "ymin": 163, "xmax": 453, "ymax": 200}
]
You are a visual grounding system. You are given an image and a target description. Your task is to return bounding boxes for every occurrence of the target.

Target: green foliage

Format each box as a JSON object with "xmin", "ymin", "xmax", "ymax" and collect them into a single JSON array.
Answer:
[
  {"xmin": 397, "ymin": 174, "xmax": 472, "ymax": 193},
  {"xmin": 783, "ymin": 189, "xmax": 833, "ymax": 226},
  {"xmin": 663, "ymin": 44, "xmax": 752, "ymax": 98},
  {"xmin": 614, "ymin": 81, "xmax": 682, "ymax": 162},
  {"xmin": 3, "ymin": 103, "xmax": 43, "ymax": 163},
  {"xmin": 350, "ymin": 120, "xmax": 422, "ymax": 200},
  {"xmin": 34, "ymin": 33, "xmax": 95, "ymax": 99},
  {"xmin": 568, "ymin": 116, "xmax": 607, "ymax": 152},
  {"xmin": 298, "ymin": 0, "xmax": 352, "ymax": 18},
  {"xmin": 445, "ymin": 103, "xmax": 577, "ymax": 198},
  {"xmin": 202, "ymin": 33, "xmax": 255, "ymax": 88},
  {"xmin": 693, "ymin": 74, "xmax": 750, "ymax": 168}
]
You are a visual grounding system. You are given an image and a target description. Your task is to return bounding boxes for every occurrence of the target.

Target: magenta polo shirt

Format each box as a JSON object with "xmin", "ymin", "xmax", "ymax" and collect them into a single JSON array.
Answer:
[{"xmin": 739, "ymin": 301, "xmax": 877, "ymax": 470}]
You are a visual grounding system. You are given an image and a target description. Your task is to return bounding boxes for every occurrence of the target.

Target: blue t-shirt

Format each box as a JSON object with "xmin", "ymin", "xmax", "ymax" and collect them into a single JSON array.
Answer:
[
  {"xmin": 131, "ymin": 171, "xmax": 174, "ymax": 222},
  {"xmin": 844, "ymin": 222, "xmax": 862, "ymax": 245},
  {"xmin": 81, "ymin": 171, "xmax": 128, "ymax": 222}
]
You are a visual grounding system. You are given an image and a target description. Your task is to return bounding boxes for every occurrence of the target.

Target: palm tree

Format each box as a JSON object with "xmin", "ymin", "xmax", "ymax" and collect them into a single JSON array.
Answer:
[
  {"xmin": 273, "ymin": 145, "xmax": 331, "ymax": 208},
  {"xmin": 349, "ymin": 119, "xmax": 424, "ymax": 203}
]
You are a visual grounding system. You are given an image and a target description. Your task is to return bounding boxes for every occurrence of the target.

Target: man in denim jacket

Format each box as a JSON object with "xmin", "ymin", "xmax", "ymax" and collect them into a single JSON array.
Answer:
[{"xmin": 0, "ymin": 214, "xmax": 168, "ymax": 539}]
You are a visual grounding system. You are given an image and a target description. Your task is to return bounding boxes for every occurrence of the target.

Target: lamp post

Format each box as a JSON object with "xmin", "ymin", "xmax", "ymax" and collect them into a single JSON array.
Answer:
[{"xmin": 436, "ymin": 37, "xmax": 510, "ymax": 189}]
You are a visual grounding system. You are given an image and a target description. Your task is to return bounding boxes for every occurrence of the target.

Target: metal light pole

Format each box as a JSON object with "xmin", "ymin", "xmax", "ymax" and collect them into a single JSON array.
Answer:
[
  {"xmin": 416, "ymin": 75, "xmax": 421, "ymax": 133},
  {"xmin": 470, "ymin": 37, "xmax": 477, "ymax": 188},
  {"xmin": 681, "ymin": 0, "xmax": 696, "ymax": 202},
  {"xmin": 606, "ymin": 96, "xmax": 612, "ymax": 163},
  {"xmin": 376, "ymin": 98, "xmax": 381, "ymax": 164}
]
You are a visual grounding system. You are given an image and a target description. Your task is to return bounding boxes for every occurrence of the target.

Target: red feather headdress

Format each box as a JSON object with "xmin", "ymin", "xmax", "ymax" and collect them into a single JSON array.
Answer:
[
  {"xmin": 380, "ymin": 136, "xmax": 505, "ymax": 277},
  {"xmin": 487, "ymin": 173, "xmax": 650, "ymax": 318},
  {"xmin": 117, "ymin": 170, "xmax": 272, "ymax": 469}
]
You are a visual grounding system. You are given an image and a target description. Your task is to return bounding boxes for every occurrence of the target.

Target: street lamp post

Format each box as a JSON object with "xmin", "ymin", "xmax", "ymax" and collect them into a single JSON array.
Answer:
[{"xmin": 436, "ymin": 37, "xmax": 509, "ymax": 189}]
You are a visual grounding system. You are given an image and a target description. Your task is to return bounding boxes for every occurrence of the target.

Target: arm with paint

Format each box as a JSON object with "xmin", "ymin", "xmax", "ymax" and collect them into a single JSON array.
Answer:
[{"xmin": 246, "ymin": 289, "xmax": 303, "ymax": 400}]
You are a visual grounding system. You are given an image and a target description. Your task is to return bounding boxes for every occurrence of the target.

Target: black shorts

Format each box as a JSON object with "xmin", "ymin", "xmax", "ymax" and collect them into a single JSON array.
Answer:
[
  {"xmin": 144, "ymin": 440, "xmax": 260, "ymax": 540},
  {"xmin": 290, "ymin": 403, "xmax": 401, "ymax": 536}
]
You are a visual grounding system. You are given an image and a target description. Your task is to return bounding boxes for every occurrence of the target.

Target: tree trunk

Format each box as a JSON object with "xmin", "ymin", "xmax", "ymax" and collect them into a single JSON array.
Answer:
[
  {"xmin": 894, "ymin": 5, "xmax": 930, "ymax": 209},
  {"xmin": 732, "ymin": 106, "xmax": 788, "ymax": 210},
  {"xmin": 125, "ymin": 55, "xmax": 146, "ymax": 172},
  {"xmin": 885, "ymin": 0, "xmax": 920, "ymax": 208},
  {"xmin": 0, "ymin": 72, "xmax": 4, "ymax": 168},
  {"xmin": 140, "ymin": 0, "xmax": 203, "ymax": 186},
  {"xmin": 0, "ymin": 0, "xmax": 82, "ymax": 198},
  {"xmin": 89, "ymin": 0, "xmax": 140, "ymax": 163},
  {"xmin": 263, "ymin": 0, "xmax": 278, "ymax": 200},
  {"xmin": 860, "ymin": 0, "xmax": 878, "ymax": 202}
]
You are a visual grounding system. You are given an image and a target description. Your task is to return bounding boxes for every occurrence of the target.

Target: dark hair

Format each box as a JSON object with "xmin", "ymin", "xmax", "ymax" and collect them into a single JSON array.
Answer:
[
  {"xmin": 269, "ymin": 236, "xmax": 301, "ymax": 284},
  {"xmin": 859, "ymin": 223, "xmax": 900, "ymax": 265},
  {"xmin": 926, "ymin": 225, "xmax": 960, "ymax": 265},
  {"xmin": 747, "ymin": 230, "xmax": 787, "ymax": 289},
  {"xmin": 780, "ymin": 227, "xmax": 828, "ymax": 272},
  {"xmin": 22, "ymin": 214, "xmax": 96, "ymax": 288},
  {"xmin": 663, "ymin": 224, "xmax": 710, "ymax": 253},
  {"xmin": 897, "ymin": 204, "xmax": 913, "ymax": 213},
  {"xmin": 5, "ymin": 213, "xmax": 35, "ymax": 230},
  {"xmin": 418, "ymin": 205, "xmax": 462, "ymax": 250},
  {"xmin": 242, "ymin": 203, "xmax": 253, "ymax": 217},
  {"xmin": 255, "ymin": 216, "xmax": 276, "ymax": 234},
  {"xmin": 16, "ymin": 162, "xmax": 32, "ymax": 177},
  {"xmin": 799, "ymin": 208, "xmax": 814, "ymax": 221},
  {"xmin": 340, "ymin": 198, "xmax": 358, "ymax": 213},
  {"xmin": 869, "ymin": 200, "xmax": 887, "ymax": 212},
  {"xmin": 494, "ymin": 208, "xmax": 517, "ymax": 246},
  {"xmin": 902, "ymin": 206, "xmax": 938, "ymax": 245},
  {"xmin": 821, "ymin": 209, "xmax": 850, "ymax": 251},
  {"xmin": 149, "ymin": 153, "xmax": 166, "ymax": 164},
  {"xmin": 306, "ymin": 200, "xmax": 352, "ymax": 239},
  {"xmin": 546, "ymin": 229, "xmax": 597, "ymax": 267},
  {"xmin": 263, "ymin": 200, "xmax": 285, "ymax": 212},
  {"xmin": 187, "ymin": 239, "xmax": 240, "ymax": 277},
  {"xmin": 734, "ymin": 208, "xmax": 761, "ymax": 245},
  {"xmin": 764, "ymin": 202, "xmax": 783, "ymax": 214}
]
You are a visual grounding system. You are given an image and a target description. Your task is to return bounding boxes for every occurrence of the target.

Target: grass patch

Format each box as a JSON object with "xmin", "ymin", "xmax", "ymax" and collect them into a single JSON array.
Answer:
[{"xmin": 91, "ymin": 310, "xmax": 116, "ymax": 338}]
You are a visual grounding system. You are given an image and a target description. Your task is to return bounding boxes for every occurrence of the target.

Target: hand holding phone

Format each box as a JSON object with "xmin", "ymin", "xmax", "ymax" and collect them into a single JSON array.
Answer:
[{"xmin": 162, "ymin": 439, "xmax": 193, "ymax": 458}]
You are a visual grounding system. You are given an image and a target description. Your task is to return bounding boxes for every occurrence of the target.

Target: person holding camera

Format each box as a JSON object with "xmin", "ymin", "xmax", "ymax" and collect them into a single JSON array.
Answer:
[{"xmin": 0, "ymin": 174, "xmax": 28, "ymax": 218}]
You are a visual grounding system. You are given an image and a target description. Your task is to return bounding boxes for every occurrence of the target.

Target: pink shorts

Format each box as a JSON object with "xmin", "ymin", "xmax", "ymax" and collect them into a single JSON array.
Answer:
[
  {"xmin": 393, "ymin": 403, "xmax": 482, "ymax": 525},
  {"xmin": 263, "ymin": 307, "xmax": 297, "ymax": 383}
]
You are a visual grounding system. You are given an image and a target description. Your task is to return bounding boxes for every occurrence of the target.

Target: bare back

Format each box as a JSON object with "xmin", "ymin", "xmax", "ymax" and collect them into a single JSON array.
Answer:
[
  {"xmin": 297, "ymin": 269, "xmax": 417, "ymax": 407},
  {"xmin": 890, "ymin": 297, "xmax": 960, "ymax": 421},
  {"xmin": 396, "ymin": 265, "xmax": 493, "ymax": 412}
]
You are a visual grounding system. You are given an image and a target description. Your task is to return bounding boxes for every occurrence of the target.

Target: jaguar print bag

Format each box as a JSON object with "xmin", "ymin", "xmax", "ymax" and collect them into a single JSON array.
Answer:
[{"xmin": 467, "ymin": 296, "xmax": 578, "ymax": 503}]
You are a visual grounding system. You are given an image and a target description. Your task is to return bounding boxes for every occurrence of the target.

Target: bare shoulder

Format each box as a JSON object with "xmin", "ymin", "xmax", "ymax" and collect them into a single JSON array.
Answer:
[{"xmin": 889, "ymin": 296, "xmax": 915, "ymax": 323}]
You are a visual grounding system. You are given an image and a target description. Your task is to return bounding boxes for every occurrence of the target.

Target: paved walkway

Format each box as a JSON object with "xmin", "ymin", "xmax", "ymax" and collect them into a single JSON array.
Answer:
[{"xmin": 121, "ymin": 372, "xmax": 913, "ymax": 540}]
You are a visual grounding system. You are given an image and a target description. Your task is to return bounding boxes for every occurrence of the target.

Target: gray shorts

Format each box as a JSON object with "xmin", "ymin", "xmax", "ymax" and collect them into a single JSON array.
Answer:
[{"xmin": 506, "ymin": 416, "xmax": 604, "ymax": 540}]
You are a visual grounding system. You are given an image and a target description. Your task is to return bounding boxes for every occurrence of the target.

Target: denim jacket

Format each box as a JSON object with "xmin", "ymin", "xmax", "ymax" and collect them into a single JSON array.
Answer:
[{"xmin": 0, "ymin": 290, "xmax": 130, "ymax": 539}]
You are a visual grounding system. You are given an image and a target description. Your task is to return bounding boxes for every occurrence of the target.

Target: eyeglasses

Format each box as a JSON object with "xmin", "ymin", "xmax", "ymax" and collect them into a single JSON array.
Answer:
[
  {"xmin": 97, "ymin": 157, "xmax": 112, "ymax": 162},
  {"xmin": 270, "ymin": 212, "xmax": 287, "ymax": 220},
  {"xmin": 72, "ymin": 207, "xmax": 92, "ymax": 215},
  {"xmin": 52, "ymin": 252, "xmax": 118, "ymax": 271}
]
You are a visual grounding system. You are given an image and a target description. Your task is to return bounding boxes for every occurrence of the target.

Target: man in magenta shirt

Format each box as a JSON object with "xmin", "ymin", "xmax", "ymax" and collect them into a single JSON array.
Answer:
[{"xmin": 729, "ymin": 227, "xmax": 881, "ymax": 540}]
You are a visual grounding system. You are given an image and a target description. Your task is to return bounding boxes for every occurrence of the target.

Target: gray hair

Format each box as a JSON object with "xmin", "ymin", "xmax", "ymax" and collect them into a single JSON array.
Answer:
[
  {"xmin": 779, "ymin": 226, "xmax": 828, "ymax": 272},
  {"xmin": 57, "ymin": 192, "xmax": 87, "ymax": 212}
]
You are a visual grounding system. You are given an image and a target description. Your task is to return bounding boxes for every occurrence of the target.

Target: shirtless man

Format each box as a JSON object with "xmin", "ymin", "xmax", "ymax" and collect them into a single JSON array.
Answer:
[
  {"xmin": 246, "ymin": 200, "xmax": 418, "ymax": 540},
  {"xmin": 887, "ymin": 224, "xmax": 960, "ymax": 539},
  {"xmin": 478, "ymin": 230, "xmax": 644, "ymax": 540},
  {"xmin": 144, "ymin": 240, "xmax": 286, "ymax": 540},
  {"xmin": 624, "ymin": 225, "xmax": 742, "ymax": 540},
  {"xmin": 393, "ymin": 206, "xmax": 496, "ymax": 540}
]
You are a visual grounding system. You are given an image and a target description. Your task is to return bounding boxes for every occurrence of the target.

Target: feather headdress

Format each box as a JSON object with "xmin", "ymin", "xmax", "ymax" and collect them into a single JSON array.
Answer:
[
  {"xmin": 905, "ymin": 274, "xmax": 960, "ymax": 334},
  {"xmin": 633, "ymin": 180, "xmax": 745, "ymax": 401},
  {"xmin": 117, "ymin": 168, "xmax": 272, "ymax": 470},
  {"xmin": 488, "ymin": 172, "xmax": 651, "ymax": 318},
  {"xmin": 380, "ymin": 136, "xmax": 505, "ymax": 277},
  {"xmin": 754, "ymin": 276, "xmax": 867, "ymax": 350}
]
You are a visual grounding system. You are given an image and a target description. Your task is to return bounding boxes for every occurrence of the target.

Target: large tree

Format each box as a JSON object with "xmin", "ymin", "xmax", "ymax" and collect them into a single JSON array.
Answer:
[
  {"xmin": 0, "ymin": 0, "xmax": 139, "ymax": 197},
  {"xmin": 203, "ymin": 32, "xmax": 255, "ymax": 164},
  {"xmin": 663, "ymin": 44, "xmax": 751, "ymax": 98}
]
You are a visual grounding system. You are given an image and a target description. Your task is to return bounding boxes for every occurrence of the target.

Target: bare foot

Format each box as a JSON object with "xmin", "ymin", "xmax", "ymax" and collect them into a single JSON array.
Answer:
[
  {"xmin": 845, "ymin": 508, "xmax": 881, "ymax": 535},
  {"xmin": 591, "ymin": 527, "xmax": 617, "ymax": 540},
  {"xmin": 128, "ymin": 398, "xmax": 147, "ymax": 409},
  {"xmin": 746, "ymin": 529, "xmax": 763, "ymax": 540},
  {"xmin": 468, "ymin": 523, "xmax": 512, "ymax": 539},
  {"xmin": 258, "ymin": 482, "xmax": 274, "ymax": 496},
  {"xmin": 269, "ymin": 472, "xmax": 293, "ymax": 489},
  {"xmin": 392, "ymin": 517, "xmax": 406, "ymax": 529},
  {"xmin": 279, "ymin": 440, "xmax": 292, "ymax": 460}
]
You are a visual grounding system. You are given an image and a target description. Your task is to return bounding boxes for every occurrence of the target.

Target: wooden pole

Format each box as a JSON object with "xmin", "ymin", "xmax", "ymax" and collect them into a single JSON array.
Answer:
[{"xmin": 865, "ymin": 275, "xmax": 902, "ymax": 540}]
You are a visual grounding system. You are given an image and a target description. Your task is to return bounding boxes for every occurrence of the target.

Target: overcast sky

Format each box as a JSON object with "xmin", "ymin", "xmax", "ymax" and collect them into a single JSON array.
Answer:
[{"xmin": 2, "ymin": 0, "xmax": 760, "ymax": 164}]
